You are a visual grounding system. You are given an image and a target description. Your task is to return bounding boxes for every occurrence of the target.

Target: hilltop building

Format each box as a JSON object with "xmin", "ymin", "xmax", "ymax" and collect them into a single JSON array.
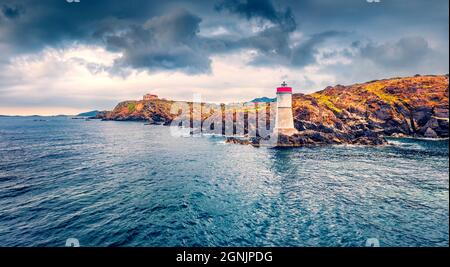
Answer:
[{"xmin": 143, "ymin": 93, "xmax": 158, "ymax": 101}]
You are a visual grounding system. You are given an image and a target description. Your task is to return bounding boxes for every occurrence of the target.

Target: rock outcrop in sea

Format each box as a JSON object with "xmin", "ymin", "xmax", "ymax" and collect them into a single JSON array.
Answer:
[{"xmin": 97, "ymin": 75, "xmax": 449, "ymax": 146}]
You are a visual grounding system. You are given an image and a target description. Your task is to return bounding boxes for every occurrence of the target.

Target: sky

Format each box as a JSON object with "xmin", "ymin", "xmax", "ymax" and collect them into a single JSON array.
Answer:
[{"xmin": 0, "ymin": 0, "xmax": 448, "ymax": 115}]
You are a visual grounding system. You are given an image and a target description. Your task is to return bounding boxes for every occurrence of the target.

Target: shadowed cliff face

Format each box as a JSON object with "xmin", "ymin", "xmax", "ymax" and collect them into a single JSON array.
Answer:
[{"xmin": 98, "ymin": 75, "xmax": 449, "ymax": 145}]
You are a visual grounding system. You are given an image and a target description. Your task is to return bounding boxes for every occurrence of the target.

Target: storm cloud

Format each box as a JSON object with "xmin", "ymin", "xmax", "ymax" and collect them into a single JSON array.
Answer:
[
  {"xmin": 360, "ymin": 36, "xmax": 432, "ymax": 68},
  {"xmin": 215, "ymin": 0, "xmax": 297, "ymax": 31},
  {"xmin": 0, "ymin": 0, "xmax": 448, "ymax": 76},
  {"xmin": 0, "ymin": 0, "xmax": 163, "ymax": 53},
  {"xmin": 104, "ymin": 9, "xmax": 212, "ymax": 74},
  {"xmin": 1, "ymin": 3, "xmax": 23, "ymax": 19}
]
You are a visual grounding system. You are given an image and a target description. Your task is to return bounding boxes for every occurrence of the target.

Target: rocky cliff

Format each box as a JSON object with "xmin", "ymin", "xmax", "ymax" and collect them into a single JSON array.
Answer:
[
  {"xmin": 99, "ymin": 99, "xmax": 178, "ymax": 124},
  {"xmin": 98, "ymin": 75, "xmax": 449, "ymax": 145},
  {"xmin": 295, "ymin": 74, "xmax": 448, "ymax": 139}
]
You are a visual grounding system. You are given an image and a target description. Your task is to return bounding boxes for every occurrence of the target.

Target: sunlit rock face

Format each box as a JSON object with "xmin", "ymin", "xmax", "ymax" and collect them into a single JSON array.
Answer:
[{"xmin": 292, "ymin": 74, "xmax": 449, "ymax": 140}]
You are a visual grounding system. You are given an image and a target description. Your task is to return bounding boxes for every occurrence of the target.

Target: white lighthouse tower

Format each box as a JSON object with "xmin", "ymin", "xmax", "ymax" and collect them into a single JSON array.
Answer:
[{"xmin": 275, "ymin": 81, "xmax": 297, "ymax": 135}]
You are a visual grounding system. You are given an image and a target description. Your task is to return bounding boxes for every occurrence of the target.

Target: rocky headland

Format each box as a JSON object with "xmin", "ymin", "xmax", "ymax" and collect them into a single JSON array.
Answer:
[{"xmin": 97, "ymin": 75, "xmax": 449, "ymax": 146}]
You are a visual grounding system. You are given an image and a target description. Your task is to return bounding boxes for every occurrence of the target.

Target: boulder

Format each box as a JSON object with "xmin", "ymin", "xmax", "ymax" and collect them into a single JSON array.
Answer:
[{"xmin": 424, "ymin": 127, "xmax": 438, "ymax": 138}]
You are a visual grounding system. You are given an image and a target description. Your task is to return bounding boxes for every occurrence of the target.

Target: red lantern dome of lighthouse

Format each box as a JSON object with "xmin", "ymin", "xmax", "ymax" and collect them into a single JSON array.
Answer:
[{"xmin": 276, "ymin": 81, "xmax": 292, "ymax": 93}]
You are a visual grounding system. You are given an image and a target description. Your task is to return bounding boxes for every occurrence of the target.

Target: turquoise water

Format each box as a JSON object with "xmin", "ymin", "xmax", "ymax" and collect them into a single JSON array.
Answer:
[{"xmin": 0, "ymin": 116, "xmax": 448, "ymax": 247}]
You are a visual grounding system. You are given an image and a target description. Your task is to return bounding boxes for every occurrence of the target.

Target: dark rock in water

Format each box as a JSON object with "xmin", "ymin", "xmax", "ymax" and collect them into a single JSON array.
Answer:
[
  {"xmin": 226, "ymin": 128, "xmax": 386, "ymax": 147},
  {"xmin": 226, "ymin": 137, "xmax": 252, "ymax": 146},
  {"xmin": 424, "ymin": 127, "xmax": 438, "ymax": 138}
]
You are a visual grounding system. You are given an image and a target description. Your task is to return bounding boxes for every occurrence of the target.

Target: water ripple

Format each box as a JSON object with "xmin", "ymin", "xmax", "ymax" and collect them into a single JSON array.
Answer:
[{"xmin": 0, "ymin": 117, "xmax": 448, "ymax": 247}]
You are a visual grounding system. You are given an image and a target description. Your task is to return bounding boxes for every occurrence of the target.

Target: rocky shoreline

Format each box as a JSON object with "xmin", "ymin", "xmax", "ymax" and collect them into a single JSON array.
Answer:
[
  {"xmin": 96, "ymin": 75, "xmax": 449, "ymax": 147},
  {"xmin": 225, "ymin": 129, "xmax": 387, "ymax": 147}
]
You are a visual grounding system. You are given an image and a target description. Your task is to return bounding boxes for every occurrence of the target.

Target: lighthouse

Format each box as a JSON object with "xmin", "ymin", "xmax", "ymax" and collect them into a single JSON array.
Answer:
[{"xmin": 275, "ymin": 81, "xmax": 297, "ymax": 135}]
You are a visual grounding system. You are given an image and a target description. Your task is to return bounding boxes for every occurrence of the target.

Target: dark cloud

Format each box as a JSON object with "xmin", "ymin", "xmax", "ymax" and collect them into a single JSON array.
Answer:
[
  {"xmin": 245, "ymin": 29, "xmax": 348, "ymax": 68},
  {"xmin": 291, "ymin": 30, "xmax": 347, "ymax": 67},
  {"xmin": 317, "ymin": 35, "xmax": 449, "ymax": 90},
  {"xmin": 0, "ymin": 0, "xmax": 447, "ymax": 77},
  {"xmin": 216, "ymin": 0, "xmax": 279, "ymax": 21},
  {"xmin": 244, "ymin": 27, "xmax": 291, "ymax": 57},
  {"xmin": 359, "ymin": 36, "xmax": 432, "ymax": 68},
  {"xmin": 1, "ymin": 4, "xmax": 23, "ymax": 19},
  {"xmin": 214, "ymin": 0, "xmax": 303, "ymax": 67},
  {"xmin": 22, "ymin": 0, "xmax": 299, "ymax": 74},
  {"xmin": 214, "ymin": 1, "xmax": 347, "ymax": 68},
  {"xmin": 104, "ymin": 9, "xmax": 212, "ymax": 74},
  {"xmin": 215, "ymin": 0, "xmax": 296, "ymax": 31},
  {"xmin": 0, "ymin": 0, "xmax": 239, "ymax": 74},
  {"xmin": 0, "ymin": 0, "xmax": 164, "ymax": 53}
]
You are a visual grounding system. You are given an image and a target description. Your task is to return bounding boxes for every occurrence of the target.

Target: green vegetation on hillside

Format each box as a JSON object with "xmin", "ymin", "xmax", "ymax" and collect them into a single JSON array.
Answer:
[
  {"xmin": 364, "ymin": 82, "xmax": 398, "ymax": 104},
  {"xmin": 127, "ymin": 103, "xmax": 136, "ymax": 113},
  {"xmin": 311, "ymin": 93, "xmax": 342, "ymax": 113}
]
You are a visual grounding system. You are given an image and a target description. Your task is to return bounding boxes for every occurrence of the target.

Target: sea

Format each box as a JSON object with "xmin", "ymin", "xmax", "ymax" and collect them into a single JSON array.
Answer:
[{"xmin": 0, "ymin": 116, "xmax": 448, "ymax": 247}]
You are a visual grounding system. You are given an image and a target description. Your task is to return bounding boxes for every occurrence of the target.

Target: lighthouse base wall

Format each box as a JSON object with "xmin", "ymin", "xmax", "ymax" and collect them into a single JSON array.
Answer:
[{"xmin": 275, "ymin": 107, "xmax": 297, "ymax": 136}]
